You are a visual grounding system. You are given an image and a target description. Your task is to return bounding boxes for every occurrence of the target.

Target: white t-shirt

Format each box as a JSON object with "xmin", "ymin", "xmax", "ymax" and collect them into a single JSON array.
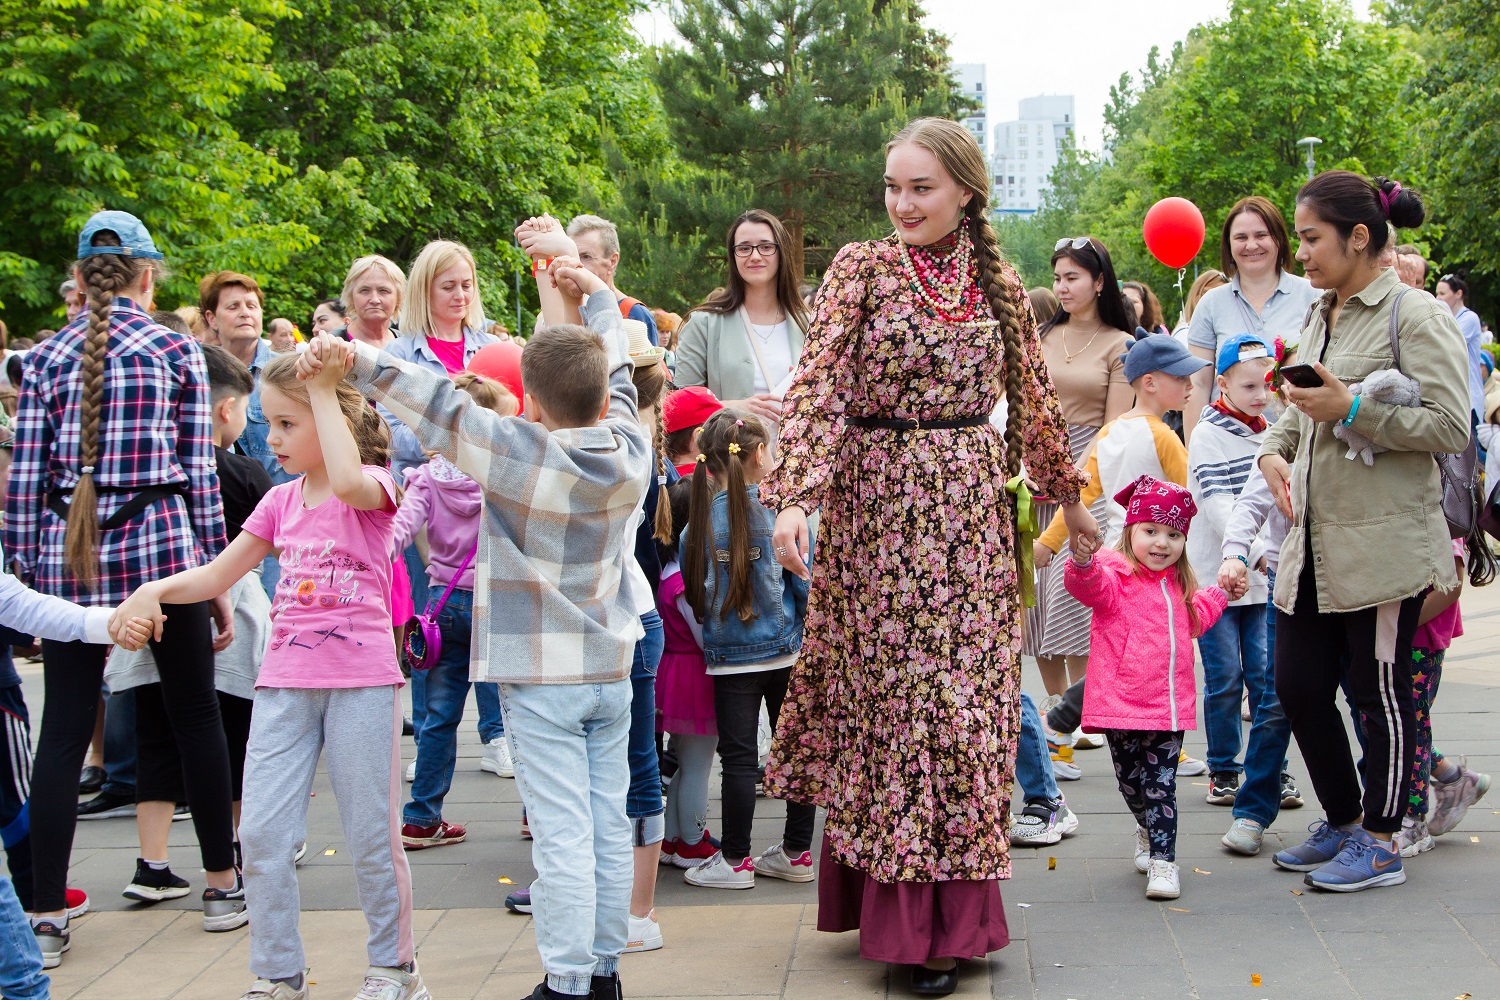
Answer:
[{"xmin": 747, "ymin": 320, "xmax": 794, "ymax": 395}]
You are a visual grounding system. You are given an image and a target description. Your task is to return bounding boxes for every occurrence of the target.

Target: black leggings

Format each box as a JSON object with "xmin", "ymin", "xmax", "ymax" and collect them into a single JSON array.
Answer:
[
  {"xmin": 713, "ymin": 668, "xmax": 816, "ymax": 863},
  {"xmin": 1275, "ymin": 554, "xmax": 1423, "ymax": 834},
  {"xmin": 30, "ymin": 602, "xmax": 234, "ymax": 911},
  {"xmin": 1105, "ymin": 729, "xmax": 1184, "ymax": 861},
  {"xmin": 136, "ymin": 685, "xmax": 253, "ymax": 803}
]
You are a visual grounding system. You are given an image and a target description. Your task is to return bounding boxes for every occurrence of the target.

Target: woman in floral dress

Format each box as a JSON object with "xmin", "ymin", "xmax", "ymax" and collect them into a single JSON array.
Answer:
[{"xmin": 767, "ymin": 118, "xmax": 1097, "ymax": 996}]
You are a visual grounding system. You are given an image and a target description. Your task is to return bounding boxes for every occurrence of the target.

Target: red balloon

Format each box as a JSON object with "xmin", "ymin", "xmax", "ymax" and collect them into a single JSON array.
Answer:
[
  {"xmin": 466, "ymin": 341, "xmax": 525, "ymax": 416},
  {"xmin": 1142, "ymin": 197, "xmax": 1206, "ymax": 269}
]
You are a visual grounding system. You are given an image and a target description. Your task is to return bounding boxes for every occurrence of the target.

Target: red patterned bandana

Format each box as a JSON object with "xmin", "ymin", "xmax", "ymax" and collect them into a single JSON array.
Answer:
[{"xmin": 1113, "ymin": 475, "xmax": 1198, "ymax": 534}]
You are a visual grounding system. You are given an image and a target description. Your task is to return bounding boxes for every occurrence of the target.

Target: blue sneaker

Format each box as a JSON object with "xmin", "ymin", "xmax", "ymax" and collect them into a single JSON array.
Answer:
[
  {"xmin": 1304, "ymin": 829, "xmax": 1405, "ymax": 892},
  {"xmin": 505, "ymin": 886, "xmax": 532, "ymax": 914},
  {"xmin": 1273, "ymin": 820, "xmax": 1354, "ymax": 872}
]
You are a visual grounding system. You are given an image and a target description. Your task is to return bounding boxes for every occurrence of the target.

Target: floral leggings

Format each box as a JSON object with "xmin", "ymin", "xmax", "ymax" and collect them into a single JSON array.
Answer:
[
  {"xmin": 1407, "ymin": 646, "xmax": 1446, "ymax": 820},
  {"xmin": 1104, "ymin": 729, "xmax": 1184, "ymax": 862}
]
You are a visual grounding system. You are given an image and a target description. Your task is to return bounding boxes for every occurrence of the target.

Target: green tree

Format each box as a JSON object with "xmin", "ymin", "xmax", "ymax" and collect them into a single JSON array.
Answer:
[
  {"xmin": 1405, "ymin": 0, "xmax": 1500, "ymax": 318},
  {"xmin": 654, "ymin": 0, "xmax": 970, "ymax": 282},
  {"xmin": 0, "ymin": 0, "xmax": 311, "ymax": 332}
]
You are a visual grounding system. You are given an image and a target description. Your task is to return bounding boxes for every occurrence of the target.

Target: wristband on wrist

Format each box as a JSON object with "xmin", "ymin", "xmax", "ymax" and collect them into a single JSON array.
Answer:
[
  {"xmin": 1341, "ymin": 393, "xmax": 1361, "ymax": 427},
  {"xmin": 531, "ymin": 257, "xmax": 553, "ymax": 276},
  {"xmin": 1229, "ymin": 554, "xmax": 1249, "ymax": 568}
]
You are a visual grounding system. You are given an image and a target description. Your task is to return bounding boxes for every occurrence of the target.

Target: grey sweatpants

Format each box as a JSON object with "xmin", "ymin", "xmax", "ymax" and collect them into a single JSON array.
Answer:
[{"xmin": 238, "ymin": 686, "xmax": 414, "ymax": 978}]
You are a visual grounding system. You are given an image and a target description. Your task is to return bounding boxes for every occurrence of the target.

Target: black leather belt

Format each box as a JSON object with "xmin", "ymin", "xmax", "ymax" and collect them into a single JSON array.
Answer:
[
  {"xmin": 47, "ymin": 483, "xmax": 188, "ymax": 531},
  {"xmin": 846, "ymin": 415, "xmax": 990, "ymax": 431}
]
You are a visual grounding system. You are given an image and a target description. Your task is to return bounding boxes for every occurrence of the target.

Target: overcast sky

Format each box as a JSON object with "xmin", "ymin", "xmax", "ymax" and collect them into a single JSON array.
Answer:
[{"xmin": 633, "ymin": 0, "xmax": 1374, "ymax": 151}]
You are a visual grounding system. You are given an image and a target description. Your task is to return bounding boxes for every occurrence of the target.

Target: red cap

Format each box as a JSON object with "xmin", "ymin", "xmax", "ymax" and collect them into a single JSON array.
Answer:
[
  {"xmin": 1113, "ymin": 475, "xmax": 1197, "ymax": 534},
  {"xmin": 663, "ymin": 386, "xmax": 723, "ymax": 434}
]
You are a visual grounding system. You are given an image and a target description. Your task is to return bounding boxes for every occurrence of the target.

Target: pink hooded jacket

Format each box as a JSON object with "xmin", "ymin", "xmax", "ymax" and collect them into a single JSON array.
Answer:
[
  {"xmin": 392, "ymin": 455, "xmax": 481, "ymax": 590},
  {"xmin": 1064, "ymin": 548, "xmax": 1228, "ymax": 733}
]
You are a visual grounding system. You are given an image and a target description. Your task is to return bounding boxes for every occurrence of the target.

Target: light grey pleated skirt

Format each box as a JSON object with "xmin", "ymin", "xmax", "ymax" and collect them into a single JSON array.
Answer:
[{"xmin": 1022, "ymin": 424, "xmax": 1105, "ymax": 659}]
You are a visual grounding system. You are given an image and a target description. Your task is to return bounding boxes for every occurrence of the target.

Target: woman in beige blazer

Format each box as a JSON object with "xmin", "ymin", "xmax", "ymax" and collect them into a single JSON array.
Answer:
[{"xmin": 674, "ymin": 209, "xmax": 809, "ymax": 427}]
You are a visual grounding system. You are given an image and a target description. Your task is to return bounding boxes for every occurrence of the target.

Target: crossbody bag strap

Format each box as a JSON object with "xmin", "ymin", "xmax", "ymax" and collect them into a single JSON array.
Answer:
[
  {"xmin": 428, "ymin": 544, "xmax": 477, "ymax": 617},
  {"xmin": 737, "ymin": 306, "xmax": 781, "ymax": 391},
  {"xmin": 1387, "ymin": 285, "xmax": 1411, "ymax": 370}
]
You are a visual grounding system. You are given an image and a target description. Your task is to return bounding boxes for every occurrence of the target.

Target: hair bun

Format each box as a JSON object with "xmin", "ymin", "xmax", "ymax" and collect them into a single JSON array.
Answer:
[{"xmin": 1374, "ymin": 176, "xmax": 1425, "ymax": 230}]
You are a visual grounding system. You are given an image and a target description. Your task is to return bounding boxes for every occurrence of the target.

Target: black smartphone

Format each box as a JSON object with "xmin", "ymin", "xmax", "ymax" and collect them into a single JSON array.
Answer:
[{"xmin": 1279, "ymin": 363, "xmax": 1324, "ymax": 389}]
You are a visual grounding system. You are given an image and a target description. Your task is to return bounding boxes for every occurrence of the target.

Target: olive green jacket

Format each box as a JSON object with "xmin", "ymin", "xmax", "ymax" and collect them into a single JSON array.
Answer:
[
  {"xmin": 1260, "ymin": 268, "xmax": 1469, "ymax": 613},
  {"xmin": 674, "ymin": 308, "xmax": 806, "ymax": 403}
]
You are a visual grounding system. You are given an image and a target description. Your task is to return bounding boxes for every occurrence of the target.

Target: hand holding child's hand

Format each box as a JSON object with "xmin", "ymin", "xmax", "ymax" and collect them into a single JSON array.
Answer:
[
  {"xmin": 1033, "ymin": 539, "xmax": 1054, "ymax": 570},
  {"xmin": 110, "ymin": 590, "xmax": 164, "ymax": 649},
  {"xmin": 1071, "ymin": 530, "xmax": 1101, "ymax": 564},
  {"xmin": 550, "ymin": 255, "xmax": 607, "ymax": 299},
  {"xmin": 1218, "ymin": 558, "xmax": 1249, "ymax": 600},
  {"xmin": 114, "ymin": 617, "xmax": 158, "ymax": 652},
  {"xmin": 303, "ymin": 335, "xmax": 351, "ymax": 388},
  {"xmin": 517, "ymin": 216, "xmax": 578, "ymax": 261}
]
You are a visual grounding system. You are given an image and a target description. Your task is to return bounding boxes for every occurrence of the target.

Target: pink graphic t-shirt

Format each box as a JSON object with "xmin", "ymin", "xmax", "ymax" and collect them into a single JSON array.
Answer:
[{"xmin": 241, "ymin": 466, "xmax": 403, "ymax": 689}]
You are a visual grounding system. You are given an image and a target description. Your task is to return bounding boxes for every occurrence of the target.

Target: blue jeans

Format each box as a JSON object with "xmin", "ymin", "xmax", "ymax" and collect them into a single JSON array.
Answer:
[
  {"xmin": 404, "ymin": 590, "xmax": 501, "ymax": 827},
  {"xmin": 0, "ymin": 874, "xmax": 48, "ymax": 1000},
  {"xmin": 627, "ymin": 612, "xmax": 664, "ymax": 846},
  {"xmin": 1198, "ymin": 604, "xmax": 1267, "ymax": 775},
  {"xmin": 101, "ymin": 685, "xmax": 136, "ymax": 797},
  {"xmin": 501, "ymin": 680, "xmax": 632, "ymax": 997},
  {"xmin": 1015, "ymin": 692, "xmax": 1060, "ymax": 803},
  {"xmin": 1232, "ymin": 571, "xmax": 1294, "ymax": 826}
]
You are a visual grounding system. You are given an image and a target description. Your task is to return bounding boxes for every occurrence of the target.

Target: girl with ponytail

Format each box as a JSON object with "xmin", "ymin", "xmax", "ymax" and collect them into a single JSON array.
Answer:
[
  {"xmin": 679, "ymin": 409, "xmax": 816, "ymax": 892},
  {"xmin": 5, "ymin": 212, "xmax": 239, "ymax": 966},
  {"xmin": 760, "ymin": 118, "xmax": 1099, "ymax": 993}
]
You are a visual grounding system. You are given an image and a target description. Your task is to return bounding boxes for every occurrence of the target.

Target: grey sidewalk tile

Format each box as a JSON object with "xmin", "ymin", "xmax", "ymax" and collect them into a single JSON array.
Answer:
[
  {"xmin": 1023, "ymin": 961, "xmax": 1196, "ymax": 1000},
  {"xmin": 1320, "ymin": 928, "xmax": 1488, "ymax": 967}
]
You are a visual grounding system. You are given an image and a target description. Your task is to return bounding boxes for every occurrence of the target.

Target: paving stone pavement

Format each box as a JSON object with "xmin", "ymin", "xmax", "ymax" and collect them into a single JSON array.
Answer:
[{"xmin": 12, "ymin": 584, "xmax": 1500, "ymax": 1000}]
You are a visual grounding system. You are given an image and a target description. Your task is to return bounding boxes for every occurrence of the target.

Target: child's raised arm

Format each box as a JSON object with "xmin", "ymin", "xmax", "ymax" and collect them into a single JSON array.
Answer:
[
  {"xmin": 308, "ymin": 338, "xmax": 391, "ymax": 512},
  {"xmin": 516, "ymin": 216, "xmax": 583, "ymax": 326}
]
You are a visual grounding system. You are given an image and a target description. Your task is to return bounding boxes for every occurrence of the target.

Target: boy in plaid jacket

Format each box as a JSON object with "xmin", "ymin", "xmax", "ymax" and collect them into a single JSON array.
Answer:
[{"xmin": 304, "ymin": 248, "xmax": 649, "ymax": 1000}]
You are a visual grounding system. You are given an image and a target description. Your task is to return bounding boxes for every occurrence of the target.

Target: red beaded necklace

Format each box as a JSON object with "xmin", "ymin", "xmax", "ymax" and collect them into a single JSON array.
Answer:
[{"xmin": 898, "ymin": 229, "xmax": 994, "ymax": 327}]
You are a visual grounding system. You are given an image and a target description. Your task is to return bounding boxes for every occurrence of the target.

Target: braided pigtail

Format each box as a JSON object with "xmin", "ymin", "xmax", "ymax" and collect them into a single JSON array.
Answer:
[
  {"xmin": 66, "ymin": 235, "xmax": 146, "ymax": 588},
  {"xmin": 969, "ymin": 213, "xmax": 1027, "ymax": 480},
  {"xmin": 651, "ymin": 402, "xmax": 674, "ymax": 545}
]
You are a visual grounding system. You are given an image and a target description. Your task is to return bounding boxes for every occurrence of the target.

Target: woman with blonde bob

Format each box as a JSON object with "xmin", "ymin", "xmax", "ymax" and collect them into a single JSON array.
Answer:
[{"xmin": 338, "ymin": 254, "xmax": 407, "ymax": 349}]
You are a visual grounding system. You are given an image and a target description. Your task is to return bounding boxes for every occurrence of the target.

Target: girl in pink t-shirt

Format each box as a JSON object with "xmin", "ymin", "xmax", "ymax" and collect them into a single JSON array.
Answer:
[{"xmin": 112, "ymin": 352, "xmax": 428, "ymax": 1000}]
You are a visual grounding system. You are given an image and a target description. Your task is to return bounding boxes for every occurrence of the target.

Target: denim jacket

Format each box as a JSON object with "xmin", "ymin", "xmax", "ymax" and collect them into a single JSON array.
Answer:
[
  {"xmin": 238, "ymin": 339, "xmax": 296, "ymax": 487},
  {"xmin": 697, "ymin": 484, "xmax": 812, "ymax": 670}
]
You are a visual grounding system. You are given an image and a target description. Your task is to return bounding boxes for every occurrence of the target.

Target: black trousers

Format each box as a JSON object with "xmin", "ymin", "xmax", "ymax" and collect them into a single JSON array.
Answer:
[
  {"xmin": 1275, "ymin": 554, "xmax": 1422, "ymax": 834},
  {"xmin": 30, "ymin": 602, "xmax": 234, "ymax": 911},
  {"xmin": 713, "ymin": 668, "xmax": 816, "ymax": 862},
  {"xmin": 135, "ymin": 686, "xmax": 253, "ymax": 803}
]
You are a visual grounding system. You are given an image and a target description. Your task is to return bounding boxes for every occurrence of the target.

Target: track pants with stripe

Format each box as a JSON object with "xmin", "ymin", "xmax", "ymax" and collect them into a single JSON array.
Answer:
[
  {"xmin": 1275, "ymin": 552, "xmax": 1423, "ymax": 835},
  {"xmin": 0, "ymin": 684, "xmax": 34, "ymax": 910}
]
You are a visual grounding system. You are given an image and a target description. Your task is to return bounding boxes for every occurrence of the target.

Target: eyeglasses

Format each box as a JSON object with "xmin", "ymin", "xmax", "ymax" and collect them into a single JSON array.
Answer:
[
  {"xmin": 733, "ymin": 243, "xmax": 779, "ymax": 258},
  {"xmin": 1054, "ymin": 236, "xmax": 1096, "ymax": 253}
]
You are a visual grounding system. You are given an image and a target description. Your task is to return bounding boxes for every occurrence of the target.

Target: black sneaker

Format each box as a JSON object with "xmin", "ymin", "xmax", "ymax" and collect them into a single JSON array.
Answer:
[
  {"xmin": 79, "ymin": 764, "xmax": 105, "ymax": 795},
  {"xmin": 77, "ymin": 791, "xmax": 135, "ymax": 820},
  {"xmin": 1281, "ymin": 773, "xmax": 1305, "ymax": 809},
  {"xmin": 123, "ymin": 859, "xmax": 191, "ymax": 903},
  {"xmin": 1206, "ymin": 771, "xmax": 1240, "ymax": 806},
  {"xmin": 591, "ymin": 972, "xmax": 623, "ymax": 1000}
]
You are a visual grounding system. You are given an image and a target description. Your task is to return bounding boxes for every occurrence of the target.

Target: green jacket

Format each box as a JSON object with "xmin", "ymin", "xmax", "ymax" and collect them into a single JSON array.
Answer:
[
  {"xmin": 1260, "ymin": 268, "xmax": 1469, "ymax": 613},
  {"xmin": 674, "ymin": 307, "xmax": 806, "ymax": 403}
]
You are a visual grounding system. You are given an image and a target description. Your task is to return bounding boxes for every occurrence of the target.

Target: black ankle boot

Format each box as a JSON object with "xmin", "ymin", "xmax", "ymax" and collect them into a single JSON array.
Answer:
[
  {"xmin": 590, "ymin": 972, "xmax": 623, "ymax": 1000},
  {"xmin": 910, "ymin": 963, "xmax": 958, "ymax": 996}
]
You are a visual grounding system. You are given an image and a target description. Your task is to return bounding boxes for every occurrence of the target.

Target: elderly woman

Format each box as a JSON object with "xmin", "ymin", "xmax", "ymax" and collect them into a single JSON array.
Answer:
[{"xmin": 336, "ymin": 254, "xmax": 406, "ymax": 349}]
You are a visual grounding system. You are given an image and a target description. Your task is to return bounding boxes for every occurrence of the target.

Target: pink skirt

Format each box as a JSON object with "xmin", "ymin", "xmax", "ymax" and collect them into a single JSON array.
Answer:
[
  {"xmin": 816, "ymin": 837, "xmax": 1009, "ymax": 964},
  {"xmin": 389, "ymin": 554, "xmax": 414, "ymax": 626},
  {"xmin": 656, "ymin": 649, "xmax": 716, "ymax": 736}
]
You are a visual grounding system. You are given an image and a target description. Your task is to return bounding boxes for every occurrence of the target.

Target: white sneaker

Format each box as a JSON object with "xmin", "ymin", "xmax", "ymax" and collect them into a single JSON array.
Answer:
[
  {"xmin": 479, "ymin": 736, "xmax": 514, "ymax": 777},
  {"xmin": 1241, "ymin": 692, "xmax": 1252, "ymax": 722},
  {"xmin": 1145, "ymin": 859, "xmax": 1181, "ymax": 900},
  {"xmin": 1176, "ymin": 751, "xmax": 1208, "ymax": 777},
  {"xmin": 353, "ymin": 963, "xmax": 431, "ymax": 1000},
  {"xmin": 754, "ymin": 842, "xmax": 815, "ymax": 882},
  {"xmin": 293, "ymin": 842, "xmax": 308, "ymax": 867},
  {"xmin": 625, "ymin": 909, "xmax": 664, "ymax": 953},
  {"xmin": 684, "ymin": 851, "xmax": 756, "ymax": 889},
  {"xmin": 1011, "ymin": 797, "xmax": 1080, "ymax": 846},
  {"xmin": 1221, "ymin": 818, "xmax": 1265, "ymax": 856},
  {"xmin": 1393, "ymin": 816, "xmax": 1435, "ymax": 858},
  {"xmin": 1134, "ymin": 826, "xmax": 1151, "ymax": 873},
  {"xmin": 404, "ymin": 760, "xmax": 416, "ymax": 783},
  {"xmin": 1072, "ymin": 730, "xmax": 1104, "ymax": 750},
  {"xmin": 239, "ymin": 974, "xmax": 309, "ymax": 1000}
]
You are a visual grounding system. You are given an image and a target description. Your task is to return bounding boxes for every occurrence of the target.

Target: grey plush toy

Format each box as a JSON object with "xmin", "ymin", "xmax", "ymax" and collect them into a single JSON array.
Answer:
[{"xmin": 1331, "ymin": 368, "xmax": 1422, "ymax": 465}]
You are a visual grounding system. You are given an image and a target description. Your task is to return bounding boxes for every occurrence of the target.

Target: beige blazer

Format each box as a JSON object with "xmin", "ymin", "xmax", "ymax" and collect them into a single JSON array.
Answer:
[{"xmin": 674, "ymin": 308, "xmax": 807, "ymax": 402}]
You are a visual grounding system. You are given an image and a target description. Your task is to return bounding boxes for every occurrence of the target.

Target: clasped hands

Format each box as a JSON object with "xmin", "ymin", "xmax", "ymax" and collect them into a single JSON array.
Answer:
[
  {"xmin": 1031, "ymin": 502, "xmax": 1101, "ymax": 569},
  {"xmin": 107, "ymin": 590, "xmax": 236, "ymax": 653}
]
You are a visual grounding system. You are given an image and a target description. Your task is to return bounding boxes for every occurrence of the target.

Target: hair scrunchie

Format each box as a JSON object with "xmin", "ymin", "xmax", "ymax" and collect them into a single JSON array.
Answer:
[{"xmin": 1378, "ymin": 182, "xmax": 1402, "ymax": 219}]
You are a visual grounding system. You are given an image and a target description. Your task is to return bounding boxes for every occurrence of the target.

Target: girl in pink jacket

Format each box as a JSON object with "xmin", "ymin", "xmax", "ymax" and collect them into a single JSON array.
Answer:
[{"xmin": 1065, "ymin": 475, "xmax": 1229, "ymax": 901}]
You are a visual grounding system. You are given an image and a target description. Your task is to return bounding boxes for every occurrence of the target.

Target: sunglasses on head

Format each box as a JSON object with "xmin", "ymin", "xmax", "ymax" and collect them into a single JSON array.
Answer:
[{"xmin": 1055, "ymin": 236, "xmax": 1096, "ymax": 254}]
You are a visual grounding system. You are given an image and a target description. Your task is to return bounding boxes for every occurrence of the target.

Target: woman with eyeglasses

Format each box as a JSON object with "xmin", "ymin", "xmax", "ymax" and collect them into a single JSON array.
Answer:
[
  {"xmin": 674, "ymin": 210, "xmax": 811, "ymax": 433},
  {"xmin": 1025, "ymin": 236, "xmax": 1135, "ymax": 720},
  {"xmin": 1185, "ymin": 197, "xmax": 1320, "ymax": 440}
]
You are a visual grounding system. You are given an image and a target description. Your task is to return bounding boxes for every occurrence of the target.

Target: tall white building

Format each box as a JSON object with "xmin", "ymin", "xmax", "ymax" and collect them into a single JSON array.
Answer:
[
  {"xmin": 991, "ymin": 95, "xmax": 1076, "ymax": 215},
  {"xmin": 953, "ymin": 63, "xmax": 988, "ymax": 155}
]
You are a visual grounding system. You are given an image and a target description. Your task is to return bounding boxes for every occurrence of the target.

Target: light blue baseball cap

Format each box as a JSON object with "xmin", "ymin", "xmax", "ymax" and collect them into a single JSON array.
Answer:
[
  {"xmin": 1216, "ymin": 333, "xmax": 1272, "ymax": 376},
  {"xmin": 76, "ymin": 211, "xmax": 164, "ymax": 261}
]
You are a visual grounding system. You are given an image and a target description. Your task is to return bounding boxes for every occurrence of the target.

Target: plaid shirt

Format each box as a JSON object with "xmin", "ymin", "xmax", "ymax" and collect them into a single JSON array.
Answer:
[
  {"xmin": 5, "ymin": 298, "xmax": 225, "ymax": 606},
  {"xmin": 350, "ymin": 291, "xmax": 650, "ymax": 684}
]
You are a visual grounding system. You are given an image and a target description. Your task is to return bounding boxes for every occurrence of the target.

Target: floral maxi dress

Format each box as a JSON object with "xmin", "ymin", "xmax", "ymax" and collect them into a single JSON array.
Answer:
[{"xmin": 759, "ymin": 237, "xmax": 1085, "ymax": 950}]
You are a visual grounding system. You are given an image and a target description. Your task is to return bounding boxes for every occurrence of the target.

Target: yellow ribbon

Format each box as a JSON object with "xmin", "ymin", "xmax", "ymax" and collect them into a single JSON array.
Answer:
[{"xmin": 1006, "ymin": 475, "xmax": 1038, "ymax": 608}]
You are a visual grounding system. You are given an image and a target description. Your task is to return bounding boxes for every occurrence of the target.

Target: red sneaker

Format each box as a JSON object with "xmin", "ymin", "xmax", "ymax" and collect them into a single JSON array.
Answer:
[
  {"xmin": 670, "ymin": 830, "xmax": 722, "ymax": 869},
  {"xmin": 520, "ymin": 813, "xmax": 531, "ymax": 840},
  {"xmin": 659, "ymin": 839, "xmax": 680, "ymax": 866},
  {"xmin": 65, "ymin": 888, "xmax": 89, "ymax": 919},
  {"xmin": 401, "ymin": 820, "xmax": 467, "ymax": 850}
]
